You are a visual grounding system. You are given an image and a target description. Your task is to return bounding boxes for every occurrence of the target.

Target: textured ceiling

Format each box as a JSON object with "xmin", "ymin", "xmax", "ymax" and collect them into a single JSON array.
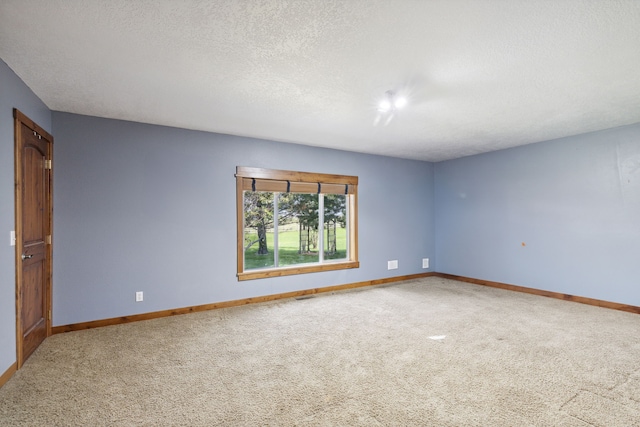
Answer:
[{"xmin": 1, "ymin": 0, "xmax": 640, "ymax": 161}]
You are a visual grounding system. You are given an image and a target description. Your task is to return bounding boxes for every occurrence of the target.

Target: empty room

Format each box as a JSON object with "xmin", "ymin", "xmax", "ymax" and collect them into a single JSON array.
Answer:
[{"xmin": 1, "ymin": 1, "xmax": 639, "ymax": 425}]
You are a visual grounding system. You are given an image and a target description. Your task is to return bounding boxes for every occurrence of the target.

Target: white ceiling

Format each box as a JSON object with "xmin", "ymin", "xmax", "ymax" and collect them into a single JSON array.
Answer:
[{"xmin": 1, "ymin": 0, "xmax": 639, "ymax": 162}]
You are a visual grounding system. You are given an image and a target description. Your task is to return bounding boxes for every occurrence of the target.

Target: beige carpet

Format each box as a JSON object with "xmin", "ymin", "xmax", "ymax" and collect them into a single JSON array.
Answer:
[{"xmin": 1, "ymin": 277, "xmax": 639, "ymax": 426}]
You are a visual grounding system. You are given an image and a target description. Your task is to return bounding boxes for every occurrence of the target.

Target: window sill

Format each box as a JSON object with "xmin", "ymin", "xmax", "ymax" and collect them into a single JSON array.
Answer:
[{"xmin": 237, "ymin": 261, "xmax": 360, "ymax": 281}]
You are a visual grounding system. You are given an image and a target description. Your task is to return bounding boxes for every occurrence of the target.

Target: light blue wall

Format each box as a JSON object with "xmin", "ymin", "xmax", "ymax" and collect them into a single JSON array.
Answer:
[
  {"xmin": 0, "ymin": 59, "xmax": 51, "ymax": 374},
  {"xmin": 51, "ymin": 112, "xmax": 435, "ymax": 326},
  {"xmin": 435, "ymin": 124, "xmax": 640, "ymax": 306}
]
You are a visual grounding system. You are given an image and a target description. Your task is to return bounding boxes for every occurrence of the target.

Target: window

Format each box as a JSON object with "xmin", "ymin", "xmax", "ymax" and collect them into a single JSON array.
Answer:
[{"xmin": 236, "ymin": 166, "xmax": 359, "ymax": 280}]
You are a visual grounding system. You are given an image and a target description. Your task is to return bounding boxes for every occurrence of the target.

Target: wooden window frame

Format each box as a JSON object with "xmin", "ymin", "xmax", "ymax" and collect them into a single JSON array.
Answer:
[{"xmin": 236, "ymin": 166, "xmax": 359, "ymax": 281}]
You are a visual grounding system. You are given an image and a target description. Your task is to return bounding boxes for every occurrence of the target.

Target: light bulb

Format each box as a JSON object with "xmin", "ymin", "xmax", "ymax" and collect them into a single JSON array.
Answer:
[
  {"xmin": 394, "ymin": 96, "xmax": 407, "ymax": 109},
  {"xmin": 378, "ymin": 99, "xmax": 391, "ymax": 113}
]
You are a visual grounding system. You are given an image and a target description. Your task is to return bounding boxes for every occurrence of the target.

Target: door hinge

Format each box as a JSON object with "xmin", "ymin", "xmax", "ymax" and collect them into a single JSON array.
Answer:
[
  {"xmin": 48, "ymin": 310, "xmax": 52, "ymax": 320},
  {"xmin": 44, "ymin": 159, "xmax": 52, "ymax": 170},
  {"xmin": 46, "ymin": 235, "xmax": 52, "ymax": 245}
]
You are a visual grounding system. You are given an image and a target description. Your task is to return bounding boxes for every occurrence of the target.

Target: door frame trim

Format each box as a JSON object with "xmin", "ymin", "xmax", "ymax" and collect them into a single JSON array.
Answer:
[{"xmin": 14, "ymin": 108, "xmax": 53, "ymax": 369}]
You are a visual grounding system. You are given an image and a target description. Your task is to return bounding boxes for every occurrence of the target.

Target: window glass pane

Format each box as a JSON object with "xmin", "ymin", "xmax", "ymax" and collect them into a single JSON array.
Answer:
[
  {"xmin": 324, "ymin": 194, "xmax": 348, "ymax": 261},
  {"xmin": 243, "ymin": 191, "xmax": 275, "ymax": 270},
  {"xmin": 278, "ymin": 193, "xmax": 319, "ymax": 266}
]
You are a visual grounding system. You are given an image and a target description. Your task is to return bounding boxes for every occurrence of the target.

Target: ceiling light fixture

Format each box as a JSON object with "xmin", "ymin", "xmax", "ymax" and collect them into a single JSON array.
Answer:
[{"xmin": 375, "ymin": 90, "xmax": 407, "ymax": 126}]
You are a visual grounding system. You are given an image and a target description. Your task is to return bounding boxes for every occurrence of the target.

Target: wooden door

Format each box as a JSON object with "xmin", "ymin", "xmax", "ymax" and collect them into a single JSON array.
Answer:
[{"xmin": 14, "ymin": 109, "xmax": 53, "ymax": 368}]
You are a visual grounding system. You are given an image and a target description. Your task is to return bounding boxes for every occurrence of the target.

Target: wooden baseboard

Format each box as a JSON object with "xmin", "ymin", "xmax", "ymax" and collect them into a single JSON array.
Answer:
[
  {"xmin": 435, "ymin": 273, "xmax": 640, "ymax": 315},
  {"xmin": 52, "ymin": 272, "xmax": 437, "ymax": 334},
  {"xmin": 49, "ymin": 271, "xmax": 640, "ymax": 334},
  {"xmin": 0, "ymin": 362, "xmax": 17, "ymax": 389}
]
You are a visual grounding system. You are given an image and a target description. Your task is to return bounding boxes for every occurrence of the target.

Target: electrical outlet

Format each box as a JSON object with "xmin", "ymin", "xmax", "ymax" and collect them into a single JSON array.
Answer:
[
  {"xmin": 135, "ymin": 291, "xmax": 143, "ymax": 302},
  {"xmin": 422, "ymin": 258, "xmax": 429, "ymax": 269},
  {"xmin": 387, "ymin": 260, "xmax": 398, "ymax": 270}
]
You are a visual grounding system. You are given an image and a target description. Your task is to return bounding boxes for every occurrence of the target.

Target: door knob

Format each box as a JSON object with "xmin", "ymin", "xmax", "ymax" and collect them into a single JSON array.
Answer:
[{"xmin": 21, "ymin": 254, "xmax": 33, "ymax": 260}]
